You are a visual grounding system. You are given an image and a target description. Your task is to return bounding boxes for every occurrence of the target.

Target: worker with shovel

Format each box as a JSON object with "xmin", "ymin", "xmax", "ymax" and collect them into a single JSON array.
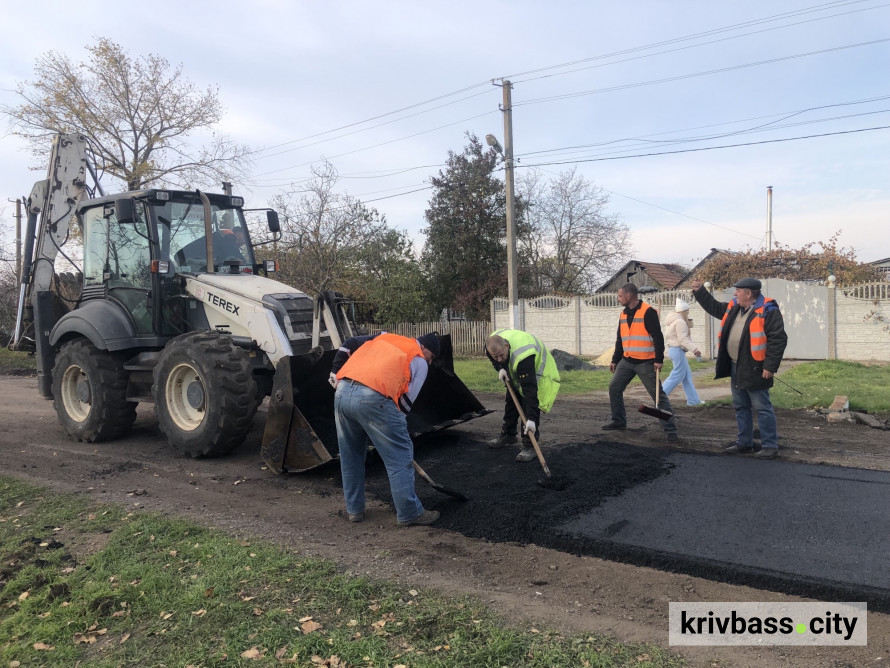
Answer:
[
  {"xmin": 602, "ymin": 283, "xmax": 680, "ymax": 442},
  {"xmin": 691, "ymin": 277, "xmax": 788, "ymax": 459},
  {"xmin": 485, "ymin": 330, "xmax": 561, "ymax": 462},
  {"xmin": 332, "ymin": 332, "xmax": 442, "ymax": 526}
]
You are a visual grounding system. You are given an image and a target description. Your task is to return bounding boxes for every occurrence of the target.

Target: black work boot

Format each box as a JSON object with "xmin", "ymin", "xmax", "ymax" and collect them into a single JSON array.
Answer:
[{"xmin": 489, "ymin": 432, "xmax": 518, "ymax": 448}]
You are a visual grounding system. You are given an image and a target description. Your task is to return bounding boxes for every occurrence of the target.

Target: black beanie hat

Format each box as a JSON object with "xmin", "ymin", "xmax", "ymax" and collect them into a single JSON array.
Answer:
[{"xmin": 417, "ymin": 332, "xmax": 440, "ymax": 357}]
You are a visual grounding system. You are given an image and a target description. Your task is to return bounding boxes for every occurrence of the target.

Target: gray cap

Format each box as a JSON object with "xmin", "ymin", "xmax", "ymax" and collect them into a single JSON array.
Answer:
[{"xmin": 733, "ymin": 277, "xmax": 761, "ymax": 290}]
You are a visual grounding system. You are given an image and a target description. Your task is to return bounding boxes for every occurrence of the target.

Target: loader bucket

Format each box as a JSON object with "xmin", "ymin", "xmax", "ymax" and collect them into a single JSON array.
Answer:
[{"xmin": 260, "ymin": 334, "xmax": 492, "ymax": 473}]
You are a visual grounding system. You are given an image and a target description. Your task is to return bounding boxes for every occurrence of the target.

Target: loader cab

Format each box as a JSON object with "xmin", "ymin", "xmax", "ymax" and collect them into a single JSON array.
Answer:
[
  {"xmin": 81, "ymin": 198, "xmax": 156, "ymax": 336},
  {"xmin": 79, "ymin": 190, "xmax": 257, "ymax": 338}
]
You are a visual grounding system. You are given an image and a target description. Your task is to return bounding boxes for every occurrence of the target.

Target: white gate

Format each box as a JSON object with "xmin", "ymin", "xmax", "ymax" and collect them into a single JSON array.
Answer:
[{"xmin": 709, "ymin": 278, "xmax": 828, "ymax": 360}]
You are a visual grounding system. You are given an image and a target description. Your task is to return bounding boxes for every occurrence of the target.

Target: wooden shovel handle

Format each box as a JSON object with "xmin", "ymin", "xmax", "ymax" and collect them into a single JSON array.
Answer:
[
  {"xmin": 504, "ymin": 380, "xmax": 551, "ymax": 477},
  {"xmin": 655, "ymin": 368, "xmax": 661, "ymax": 410}
]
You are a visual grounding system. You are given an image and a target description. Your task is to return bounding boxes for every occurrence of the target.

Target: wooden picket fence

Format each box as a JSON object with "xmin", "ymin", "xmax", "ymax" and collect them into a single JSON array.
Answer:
[{"xmin": 365, "ymin": 321, "xmax": 491, "ymax": 357}]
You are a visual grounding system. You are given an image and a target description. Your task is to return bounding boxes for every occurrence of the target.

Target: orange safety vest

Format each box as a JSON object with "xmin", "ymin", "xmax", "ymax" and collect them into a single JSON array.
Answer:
[
  {"xmin": 336, "ymin": 333, "xmax": 423, "ymax": 406},
  {"xmin": 719, "ymin": 298, "xmax": 775, "ymax": 362},
  {"xmin": 620, "ymin": 301, "xmax": 656, "ymax": 360}
]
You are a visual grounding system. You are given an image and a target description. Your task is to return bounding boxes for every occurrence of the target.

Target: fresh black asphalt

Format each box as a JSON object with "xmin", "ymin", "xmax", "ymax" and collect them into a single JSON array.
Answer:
[
  {"xmin": 558, "ymin": 452, "xmax": 890, "ymax": 608},
  {"xmin": 362, "ymin": 433, "xmax": 890, "ymax": 612}
]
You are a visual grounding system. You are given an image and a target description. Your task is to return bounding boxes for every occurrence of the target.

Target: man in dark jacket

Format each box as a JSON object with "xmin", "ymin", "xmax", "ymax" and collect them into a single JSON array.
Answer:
[
  {"xmin": 691, "ymin": 277, "xmax": 788, "ymax": 458},
  {"xmin": 602, "ymin": 283, "xmax": 679, "ymax": 442}
]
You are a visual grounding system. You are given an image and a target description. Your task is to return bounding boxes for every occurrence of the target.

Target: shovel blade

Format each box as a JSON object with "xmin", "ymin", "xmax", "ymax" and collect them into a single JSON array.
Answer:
[{"xmin": 638, "ymin": 403, "xmax": 673, "ymax": 421}]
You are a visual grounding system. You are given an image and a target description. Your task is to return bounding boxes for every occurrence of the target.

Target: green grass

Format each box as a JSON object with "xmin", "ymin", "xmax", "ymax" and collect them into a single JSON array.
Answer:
[
  {"xmin": 454, "ymin": 357, "xmax": 713, "ymax": 395},
  {"xmin": 0, "ymin": 348, "xmax": 35, "ymax": 374},
  {"xmin": 454, "ymin": 357, "xmax": 890, "ymax": 415},
  {"xmin": 768, "ymin": 360, "xmax": 890, "ymax": 414},
  {"xmin": 0, "ymin": 476, "xmax": 685, "ymax": 667}
]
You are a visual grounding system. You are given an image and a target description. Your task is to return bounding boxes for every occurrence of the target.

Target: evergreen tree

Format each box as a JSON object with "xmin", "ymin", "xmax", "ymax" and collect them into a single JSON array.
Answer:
[{"xmin": 421, "ymin": 133, "xmax": 511, "ymax": 319}]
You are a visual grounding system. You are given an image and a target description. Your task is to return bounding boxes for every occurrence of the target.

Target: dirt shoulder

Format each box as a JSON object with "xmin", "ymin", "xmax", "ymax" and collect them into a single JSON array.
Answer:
[{"xmin": 0, "ymin": 374, "xmax": 887, "ymax": 667}]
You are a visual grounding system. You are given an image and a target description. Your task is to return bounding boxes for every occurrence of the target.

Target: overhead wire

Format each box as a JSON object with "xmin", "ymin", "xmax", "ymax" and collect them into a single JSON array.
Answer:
[
  {"xmin": 515, "ymin": 103, "xmax": 890, "ymax": 163},
  {"xmin": 519, "ymin": 125, "xmax": 890, "ymax": 168},
  {"xmin": 236, "ymin": 0, "xmax": 890, "ymax": 236},
  {"xmin": 515, "ymin": 39, "xmax": 890, "ymax": 107},
  {"xmin": 508, "ymin": 1, "xmax": 889, "ymax": 84},
  {"xmin": 248, "ymin": 110, "xmax": 496, "ymax": 179},
  {"xmin": 245, "ymin": 81, "xmax": 493, "ymax": 157},
  {"xmin": 243, "ymin": 0, "xmax": 886, "ymax": 162}
]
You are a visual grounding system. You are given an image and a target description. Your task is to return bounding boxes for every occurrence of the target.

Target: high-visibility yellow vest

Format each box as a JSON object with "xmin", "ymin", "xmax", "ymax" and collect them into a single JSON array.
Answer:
[{"xmin": 490, "ymin": 329, "xmax": 560, "ymax": 412}]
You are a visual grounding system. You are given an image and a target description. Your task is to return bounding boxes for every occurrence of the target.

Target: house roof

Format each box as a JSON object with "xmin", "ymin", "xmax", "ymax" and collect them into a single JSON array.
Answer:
[
  {"xmin": 642, "ymin": 262, "xmax": 686, "ymax": 289},
  {"xmin": 674, "ymin": 248, "xmax": 734, "ymax": 287},
  {"xmin": 598, "ymin": 260, "xmax": 687, "ymax": 292}
]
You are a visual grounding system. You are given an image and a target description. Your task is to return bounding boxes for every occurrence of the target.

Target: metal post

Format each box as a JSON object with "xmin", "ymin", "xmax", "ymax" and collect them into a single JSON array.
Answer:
[
  {"xmin": 501, "ymin": 80, "xmax": 519, "ymax": 330},
  {"xmin": 15, "ymin": 198, "xmax": 22, "ymax": 283},
  {"xmin": 766, "ymin": 186, "xmax": 773, "ymax": 251}
]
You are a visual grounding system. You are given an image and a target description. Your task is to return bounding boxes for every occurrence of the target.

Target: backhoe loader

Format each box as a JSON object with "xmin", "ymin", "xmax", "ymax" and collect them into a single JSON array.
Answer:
[{"xmin": 11, "ymin": 133, "xmax": 489, "ymax": 472}]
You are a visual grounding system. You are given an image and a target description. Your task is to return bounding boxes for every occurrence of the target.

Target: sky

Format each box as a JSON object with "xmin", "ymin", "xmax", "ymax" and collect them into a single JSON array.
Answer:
[{"xmin": 1, "ymin": 0, "xmax": 889, "ymax": 276}]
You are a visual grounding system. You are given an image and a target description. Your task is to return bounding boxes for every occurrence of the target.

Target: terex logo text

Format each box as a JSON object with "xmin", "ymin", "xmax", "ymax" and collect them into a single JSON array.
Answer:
[{"xmin": 669, "ymin": 602, "xmax": 867, "ymax": 646}]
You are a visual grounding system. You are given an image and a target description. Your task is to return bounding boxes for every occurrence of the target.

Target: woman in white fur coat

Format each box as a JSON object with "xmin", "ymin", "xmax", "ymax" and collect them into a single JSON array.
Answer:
[{"xmin": 662, "ymin": 298, "xmax": 705, "ymax": 406}]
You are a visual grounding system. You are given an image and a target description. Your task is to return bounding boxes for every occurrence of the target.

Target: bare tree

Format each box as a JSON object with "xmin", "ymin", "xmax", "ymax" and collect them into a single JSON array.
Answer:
[
  {"xmin": 269, "ymin": 162, "xmax": 388, "ymax": 296},
  {"xmin": 3, "ymin": 38, "xmax": 250, "ymax": 190},
  {"xmin": 517, "ymin": 167, "xmax": 630, "ymax": 294}
]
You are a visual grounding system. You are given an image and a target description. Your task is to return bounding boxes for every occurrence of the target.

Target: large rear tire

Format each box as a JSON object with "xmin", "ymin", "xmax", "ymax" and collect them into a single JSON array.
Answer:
[
  {"xmin": 51, "ymin": 338, "xmax": 137, "ymax": 442},
  {"xmin": 152, "ymin": 331, "xmax": 258, "ymax": 457}
]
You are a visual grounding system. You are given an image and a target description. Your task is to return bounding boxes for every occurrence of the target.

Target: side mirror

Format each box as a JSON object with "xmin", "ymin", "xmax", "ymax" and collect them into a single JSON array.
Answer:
[
  {"xmin": 266, "ymin": 210, "xmax": 280, "ymax": 234},
  {"xmin": 115, "ymin": 198, "xmax": 134, "ymax": 225}
]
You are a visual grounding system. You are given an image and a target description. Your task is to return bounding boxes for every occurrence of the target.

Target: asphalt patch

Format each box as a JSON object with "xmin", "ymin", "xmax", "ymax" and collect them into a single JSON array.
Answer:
[
  {"xmin": 364, "ymin": 432, "xmax": 673, "ymax": 545},
  {"xmin": 357, "ymin": 432, "xmax": 890, "ymax": 612}
]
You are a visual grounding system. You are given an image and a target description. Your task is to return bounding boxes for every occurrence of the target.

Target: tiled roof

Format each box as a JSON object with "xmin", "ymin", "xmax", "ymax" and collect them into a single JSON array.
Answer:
[{"xmin": 637, "ymin": 262, "xmax": 685, "ymax": 289}]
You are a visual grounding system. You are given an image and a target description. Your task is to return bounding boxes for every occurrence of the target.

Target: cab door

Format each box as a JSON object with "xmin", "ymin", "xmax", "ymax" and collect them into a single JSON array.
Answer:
[{"xmin": 82, "ymin": 204, "xmax": 154, "ymax": 335}]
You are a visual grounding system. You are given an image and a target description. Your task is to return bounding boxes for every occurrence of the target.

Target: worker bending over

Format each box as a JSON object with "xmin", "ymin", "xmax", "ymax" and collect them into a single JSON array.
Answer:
[
  {"xmin": 485, "ymin": 329, "xmax": 560, "ymax": 462},
  {"xmin": 331, "ymin": 332, "xmax": 442, "ymax": 526}
]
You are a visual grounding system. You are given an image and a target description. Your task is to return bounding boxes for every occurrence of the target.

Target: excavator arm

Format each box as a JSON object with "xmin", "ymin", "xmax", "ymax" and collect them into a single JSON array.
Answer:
[{"xmin": 11, "ymin": 133, "xmax": 90, "ymax": 397}]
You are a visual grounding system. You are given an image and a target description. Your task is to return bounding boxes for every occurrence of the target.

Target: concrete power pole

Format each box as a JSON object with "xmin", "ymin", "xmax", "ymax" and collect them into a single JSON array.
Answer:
[
  {"xmin": 766, "ymin": 186, "xmax": 773, "ymax": 251},
  {"xmin": 501, "ymin": 80, "xmax": 519, "ymax": 330}
]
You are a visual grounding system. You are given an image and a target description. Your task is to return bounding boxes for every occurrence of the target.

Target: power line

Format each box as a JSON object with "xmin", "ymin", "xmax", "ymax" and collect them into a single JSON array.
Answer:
[
  {"xmin": 517, "ymin": 106, "xmax": 890, "ymax": 163},
  {"xmin": 515, "ymin": 39, "xmax": 890, "ymax": 107},
  {"xmin": 242, "ymin": 1, "xmax": 887, "ymax": 160},
  {"xmin": 245, "ymin": 82, "xmax": 493, "ymax": 157},
  {"xmin": 249, "ymin": 110, "xmax": 495, "ymax": 179},
  {"xmin": 252, "ymin": 89, "xmax": 493, "ymax": 161},
  {"xmin": 509, "ymin": 1, "xmax": 888, "ymax": 84},
  {"xmin": 602, "ymin": 189, "xmax": 763, "ymax": 241},
  {"xmin": 520, "ymin": 125, "xmax": 890, "ymax": 168}
]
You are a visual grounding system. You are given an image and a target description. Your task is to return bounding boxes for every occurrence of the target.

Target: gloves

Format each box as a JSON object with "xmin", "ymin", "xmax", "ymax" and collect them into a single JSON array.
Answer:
[
  {"xmin": 498, "ymin": 368, "xmax": 509, "ymax": 384},
  {"xmin": 328, "ymin": 372, "xmax": 339, "ymax": 389},
  {"xmin": 524, "ymin": 420, "xmax": 536, "ymax": 436}
]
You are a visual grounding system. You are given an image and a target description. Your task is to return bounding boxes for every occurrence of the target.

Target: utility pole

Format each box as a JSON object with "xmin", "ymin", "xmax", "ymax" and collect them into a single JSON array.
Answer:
[
  {"xmin": 766, "ymin": 186, "xmax": 773, "ymax": 251},
  {"xmin": 500, "ymin": 79, "xmax": 519, "ymax": 330}
]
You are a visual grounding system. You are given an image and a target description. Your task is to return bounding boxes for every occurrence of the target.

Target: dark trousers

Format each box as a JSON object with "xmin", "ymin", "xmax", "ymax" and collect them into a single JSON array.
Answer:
[
  {"xmin": 502, "ymin": 387, "xmax": 541, "ymax": 441},
  {"xmin": 608, "ymin": 358, "xmax": 678, "ymax": 434}
]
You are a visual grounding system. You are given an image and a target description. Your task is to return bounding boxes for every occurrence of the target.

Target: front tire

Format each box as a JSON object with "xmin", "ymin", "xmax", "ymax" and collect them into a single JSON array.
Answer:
[
  {"xmin": 51, "ymin": 338, "xmax": 137, "ymax": 442},
  {"xmin": 152, "ymin": 331, "xmax": 258, "ymax": 457}
]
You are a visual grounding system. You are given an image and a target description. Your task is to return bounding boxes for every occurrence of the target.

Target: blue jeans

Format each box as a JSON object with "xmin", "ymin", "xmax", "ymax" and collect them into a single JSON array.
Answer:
[
  {"xmin": 730, "ymin": 362, "xmax": 779, "ymax": 450},
  {"xmin": 334, "ymin": 380, "xmax": 425, "ymax": 523},
  {"xmin": 662, "ymin": 346, "xmax": 703, "ymax": 406},
  {"xmin": 608, "ymin": 358, "xmax": 678, "ymax": 435}
]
